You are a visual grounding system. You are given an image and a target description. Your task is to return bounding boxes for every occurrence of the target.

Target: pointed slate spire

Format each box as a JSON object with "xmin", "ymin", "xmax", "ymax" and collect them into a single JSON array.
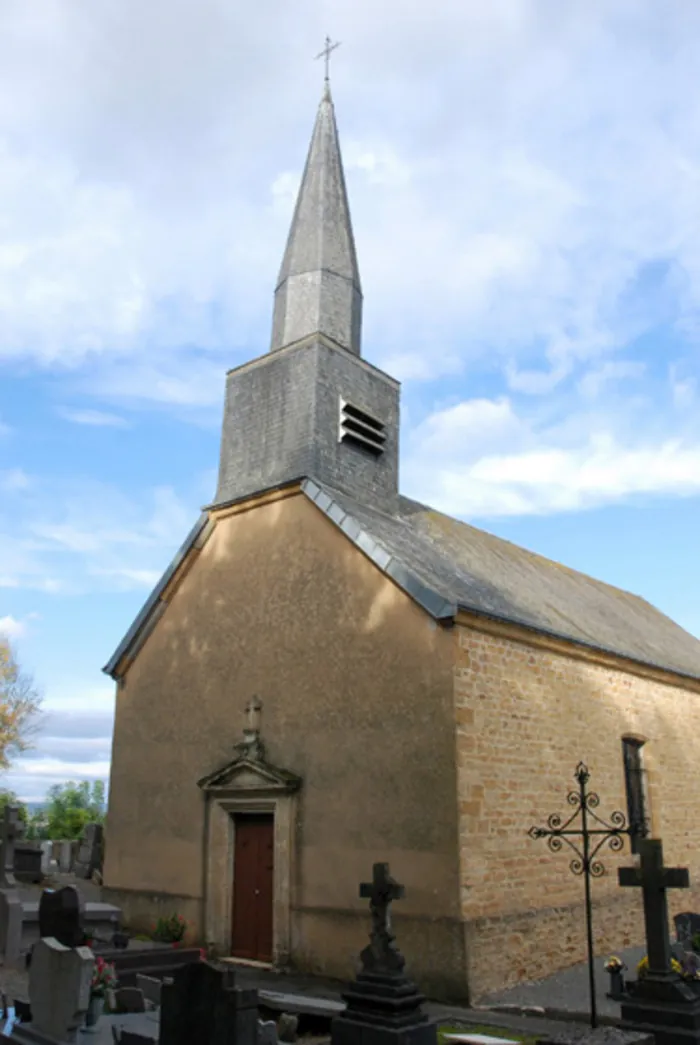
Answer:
[{"xmin": 270, "ymin": 83, "xmax": 363, "ymax": 356}]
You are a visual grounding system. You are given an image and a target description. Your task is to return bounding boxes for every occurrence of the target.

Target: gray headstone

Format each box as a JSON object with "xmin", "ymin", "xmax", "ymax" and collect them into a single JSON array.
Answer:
[
  {"xmin": 259, "ymin": 1019, "xmax": 279, "ymax": 1045},
  {"xmin": 0, "ymin": 888, "xmax": 23, "ymax": 968},
  {"xmin": 39, "ymin": 840, "xmax": 54, "ymax": 874},
  {"xmin": 135, "ymin": 974, "xmax": 162, "ymax": 1007},
  {"xmin": 28, "ymin": 936, "xmax": 94, "ymax": 1043},
  {"xmin": 0, "ymin": 806, "xmax": 24, "ymax": 889},
  {"xmin": 58, "ymin": 839, "xmax": 73, "ymax": 873}
]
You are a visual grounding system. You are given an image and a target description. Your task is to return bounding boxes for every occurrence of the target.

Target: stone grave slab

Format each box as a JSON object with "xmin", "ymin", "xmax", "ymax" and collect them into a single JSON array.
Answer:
[
  {"xmin": 443, "ymin": 1035, "xmax": 518, "ymax": 1045},
  {"xmin": 29, "ymin": 937, "xmax": 94, "ymax": 1043}
]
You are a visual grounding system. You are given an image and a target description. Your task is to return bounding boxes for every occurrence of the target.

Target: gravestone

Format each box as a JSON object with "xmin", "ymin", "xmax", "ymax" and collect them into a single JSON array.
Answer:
[
  {"xmin": 159, "ymin": 960, "xmax": 259, "ymax": 1045},
  {"xmin": 0, "ymin": 806, "xmax": 23, "ymax": 889},
  {"xmin": 259, "ymin": 1019, "xmax": 279, "ymax": 1045},
  {"xmin": 618, "ymin": 838, "xmax": 700, "ymax": 1044},
  {"xmin": 112, "ymin": 986, "xmax": 147, "ymax": 1013},
  {"xmin": 74, "ymin": 822, "xmax": 104, "ymax": 880},
  {"xmin": 28, "ymin": 936, "xmax": 94, "ymax": 1043},
  {"xmin": 331, "ymin": 862, "xmax": 437, "ymax": 1045},
  {"xmin": 676, "ymin": 912, "xmax": 700, "ymax": 949},
  {"xmin": 135, "ymin": 974, "xmax": 162, "ymax": 1008},
  {"xmin": 39, "ymin": 840, "xmax": 54, "ymax": 875},
  {"xmin": 38, "ymin": 884, "xmax": 86, "ymax": 947},
  {"xmin": 0, "ymin": 889, "xmax": 23, "ymax": 968}
]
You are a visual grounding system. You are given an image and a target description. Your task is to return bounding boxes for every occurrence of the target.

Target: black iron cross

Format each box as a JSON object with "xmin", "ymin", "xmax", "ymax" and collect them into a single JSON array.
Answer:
[
  {"xmin": 315, "ymin": 36, "xmax": 341, "ymax": 82},
  {"xmin": 619, "ymin": 838, "xmax": 690, "ymax": 977}
]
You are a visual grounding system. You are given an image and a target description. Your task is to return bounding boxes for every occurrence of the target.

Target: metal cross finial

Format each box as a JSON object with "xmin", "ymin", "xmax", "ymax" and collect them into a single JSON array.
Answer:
[{"xmin": 315, "ymin": 35, "xmax": 340, "ymax": 82}]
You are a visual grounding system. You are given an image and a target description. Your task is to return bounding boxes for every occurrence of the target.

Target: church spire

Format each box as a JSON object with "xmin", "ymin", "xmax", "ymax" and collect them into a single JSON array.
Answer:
[{"xmin": 270, "ymin": 73, "xmax": 363, "ymax": 356}]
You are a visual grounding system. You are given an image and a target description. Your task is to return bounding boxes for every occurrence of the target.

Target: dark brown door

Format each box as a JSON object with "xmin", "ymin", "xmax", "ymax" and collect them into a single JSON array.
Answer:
[{"xmin": 231, "ymin": 814, "xmax": 274, "ymax": 961}]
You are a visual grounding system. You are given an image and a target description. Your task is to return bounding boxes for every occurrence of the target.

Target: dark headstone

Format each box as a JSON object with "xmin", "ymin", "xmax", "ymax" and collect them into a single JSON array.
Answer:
[
  {"xmin": 74, "ymin": 822, "xmax": 104, "ymax": 880},
  {"xmin": 331, "ymin": 863, "xmax": 437, "ymax": 1045},
  {"xmin": 38, "ymin": 885, "xmax": 85, "ymax": 948},
  {"xmin": 13, "ymin": 844, "xmax": 42, "ymax": 884},
  {"xmin": 159, "ymin": 961, "xmax": 258, "ymax": 1045},
  {"xmin": 112, "ymin": 987, "xmax": 146, "ymax": 1013}
]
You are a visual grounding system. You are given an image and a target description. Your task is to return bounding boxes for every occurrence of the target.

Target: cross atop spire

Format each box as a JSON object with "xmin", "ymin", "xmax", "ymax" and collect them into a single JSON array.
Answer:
[
  {"xmin": 269, "ymin": 76, "xmax": 363, "ymax": 356},
  {"xmin": 315, "ymin": 36, "xmax": 340, "ymax": 83}
]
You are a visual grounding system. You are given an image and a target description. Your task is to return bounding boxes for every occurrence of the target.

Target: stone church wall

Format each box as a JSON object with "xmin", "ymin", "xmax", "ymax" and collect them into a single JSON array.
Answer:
[
  {"xmin": 454, "ymin": 620, "xmax": 700, "ymax": 1001},
  {"xmin": 103, "ymin": 490, "xmax": 467, "ymax": 999}
]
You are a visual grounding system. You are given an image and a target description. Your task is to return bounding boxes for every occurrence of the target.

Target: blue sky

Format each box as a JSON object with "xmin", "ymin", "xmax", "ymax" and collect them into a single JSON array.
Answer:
[{"xmin": 0, "ymin": 1, "xmax": 699, "ymax": 800}]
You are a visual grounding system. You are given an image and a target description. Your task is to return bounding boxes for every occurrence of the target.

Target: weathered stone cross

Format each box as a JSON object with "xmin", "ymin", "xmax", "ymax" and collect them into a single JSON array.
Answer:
[
  {"xmin": 619, "ymin": 837, "xmax": 690, "ymax": 977},
  {"xmin": 359, "ymin": 863, "xmax": 405, "ymax": 973}
]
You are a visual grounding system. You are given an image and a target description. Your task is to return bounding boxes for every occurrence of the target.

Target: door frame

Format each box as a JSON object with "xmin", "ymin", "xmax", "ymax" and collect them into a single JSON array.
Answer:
[{"xmin": 203, "ymin": 792, "xmax": 297, "ymax": 965}]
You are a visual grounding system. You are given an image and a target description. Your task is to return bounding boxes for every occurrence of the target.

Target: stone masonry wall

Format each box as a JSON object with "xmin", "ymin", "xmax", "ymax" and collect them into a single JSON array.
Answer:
[{"xmin": 455, "ymin": 622, "xmax": 700, "ymax": 1001}]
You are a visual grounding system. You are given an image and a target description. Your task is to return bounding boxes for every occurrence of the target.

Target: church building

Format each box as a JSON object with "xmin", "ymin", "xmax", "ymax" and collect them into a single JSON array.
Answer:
[{"xmin": 102, "ymin": 80, "xmax": 700, "ymax": 1003}]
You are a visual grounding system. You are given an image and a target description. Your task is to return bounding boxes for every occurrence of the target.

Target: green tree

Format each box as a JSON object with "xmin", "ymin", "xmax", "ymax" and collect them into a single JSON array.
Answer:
[
  {"xmin": 0, "ymin": 638, "xmax": 43, "ymax": 769},
  {"xmin": 44, "ymin": 780, "xmax": 106, "ymax": 840},
  {"xmin": 0, "ymin": 789, "xmax": 28, "ymax": 825}
]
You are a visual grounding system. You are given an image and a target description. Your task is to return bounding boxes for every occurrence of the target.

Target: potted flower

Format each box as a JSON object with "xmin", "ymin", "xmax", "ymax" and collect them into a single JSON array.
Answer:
[
  {"xmin": 604, "ymin": 955, "xmax": 627, "ymax": 997},
  {"xmin": 153, "ymin": 913, "xmax": 187, "ymax": 947},
  {"xmin": 84, "ymin": 957, "xmax": 116, "ymax": 1031}
]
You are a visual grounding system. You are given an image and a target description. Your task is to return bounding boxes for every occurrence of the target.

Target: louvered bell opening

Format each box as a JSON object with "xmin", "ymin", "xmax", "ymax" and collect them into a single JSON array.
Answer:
[{"xmin": 339, "ymin": 398, "xmax": 386, "ymax": 457}]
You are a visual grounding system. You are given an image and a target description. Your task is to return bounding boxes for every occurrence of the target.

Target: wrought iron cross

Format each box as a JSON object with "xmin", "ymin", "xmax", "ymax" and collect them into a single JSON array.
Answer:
[
  {"xmin": 529, "ymin": 762, "xmax": 635, "ymax": 1028},
  {"xmin": 315, "ymin": 36, "xmax": 341, "ymax": 82},
  {"xmin": 619, "ymin": 838, "xmax": 689, "ymax": 977},
  {"xmin": 359, "ymin": 863, "xmax": 406, "ymax": 973}
]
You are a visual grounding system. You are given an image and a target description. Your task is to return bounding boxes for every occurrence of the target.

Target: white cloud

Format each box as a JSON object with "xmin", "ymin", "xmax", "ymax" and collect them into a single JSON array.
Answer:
[
  {"xmin": 404, "ymin": 391, "xmax": 700, "ymax": 517},
  {"xmin": 0, "ymin": 615, "xmax": 27, "ymax": 640},
  {"xmin": 0, "ymin": 0, "xmax": 697, "ymax": 402},
  {"xmin": 57, "ymin": 408, "xmax": 130, "ymax": 428}
]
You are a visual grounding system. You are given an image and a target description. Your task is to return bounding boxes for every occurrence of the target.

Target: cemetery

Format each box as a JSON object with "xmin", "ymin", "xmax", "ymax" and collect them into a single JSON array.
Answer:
[{"xmin": 0, "ymin": 796, "xmax": 673, "ymax": 1045}]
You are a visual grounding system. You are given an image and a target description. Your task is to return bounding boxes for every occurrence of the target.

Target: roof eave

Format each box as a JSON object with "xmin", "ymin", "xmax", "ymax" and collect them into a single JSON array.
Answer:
[
  {"xmin": 454, "ymin": 602, "xmax": 700, "ymax": 687},
  {"xmin": 102, "ymin": 512, "xmax": 210, "ymax": 680}
]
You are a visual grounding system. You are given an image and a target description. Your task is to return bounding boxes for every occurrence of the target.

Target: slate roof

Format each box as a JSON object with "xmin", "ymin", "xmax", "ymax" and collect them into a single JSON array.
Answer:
[
  {"xmin": 302, "ymin": 480, "xmax": 700, "ymax": 682},
  {"xmin": 104, "ymin": 478, "xmax": 700, "ymax": 683}
]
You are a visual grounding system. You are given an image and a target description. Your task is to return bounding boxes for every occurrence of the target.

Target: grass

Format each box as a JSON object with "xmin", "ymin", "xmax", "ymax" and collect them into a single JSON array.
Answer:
[{"xmin": 438, "ymin": 1022, "xmax": 539, "ymax": 1045}]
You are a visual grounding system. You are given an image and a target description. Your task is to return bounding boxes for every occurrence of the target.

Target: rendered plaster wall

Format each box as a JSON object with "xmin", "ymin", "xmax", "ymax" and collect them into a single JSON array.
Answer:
[
  {"xmin": 454, "ymin": 622, "xmax": 700, "ymax": 1001},
  {"xmin": 103, "ymin": 490, "xmax": 465, "ymax": 998}
]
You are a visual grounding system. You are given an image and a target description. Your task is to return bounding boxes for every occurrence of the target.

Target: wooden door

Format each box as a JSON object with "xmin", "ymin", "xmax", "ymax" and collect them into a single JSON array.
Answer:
[{"xmin": 230, "ymin": 814, "xmax": 274, "ymax": 961}]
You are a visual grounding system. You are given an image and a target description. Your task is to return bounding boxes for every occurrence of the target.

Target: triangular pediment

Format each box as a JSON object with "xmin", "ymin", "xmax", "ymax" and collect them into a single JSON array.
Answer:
[{"xmin": 197, "ymin": 753, "xmax": 301, "ymax": 796}]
